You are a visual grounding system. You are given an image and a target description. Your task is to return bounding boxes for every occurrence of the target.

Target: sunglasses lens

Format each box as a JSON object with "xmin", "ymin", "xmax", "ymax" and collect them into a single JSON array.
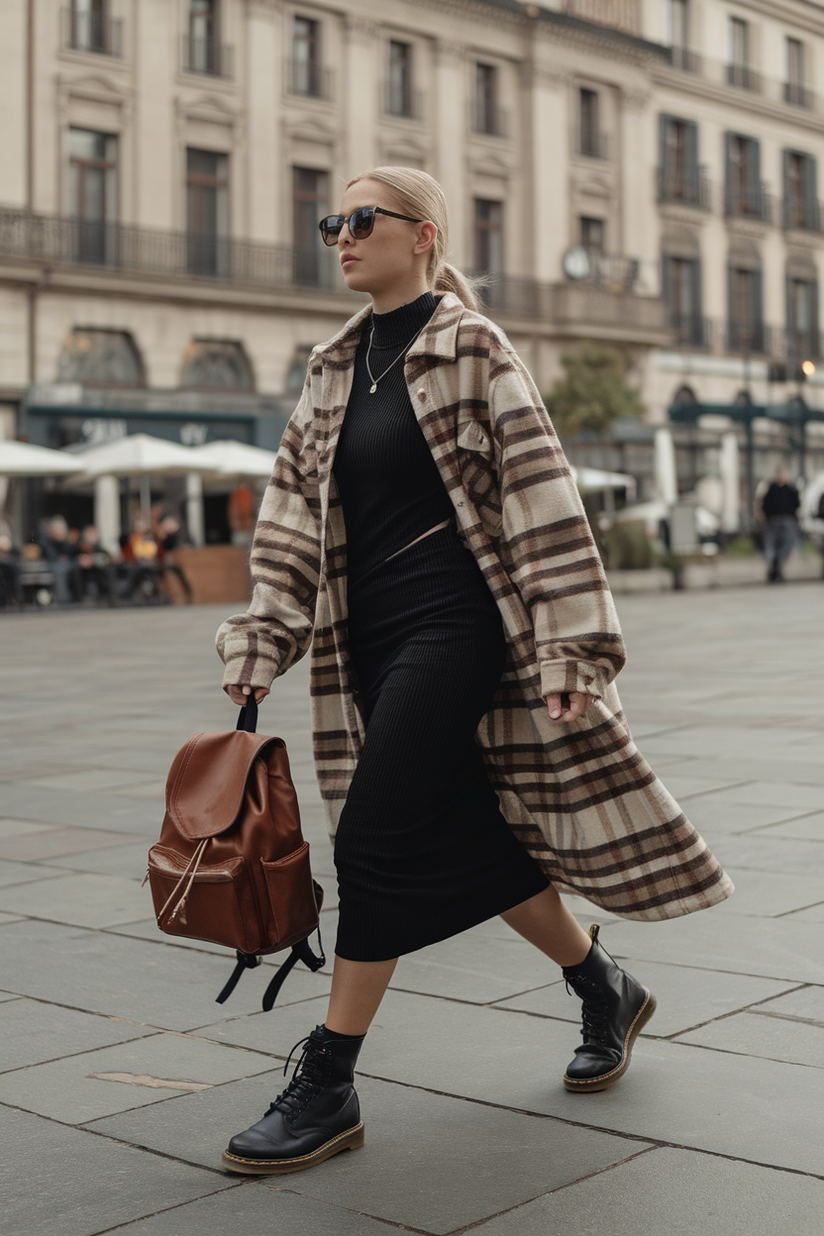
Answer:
[
  {"xmin": 350, "ymin": 207, "xmax": 376, "ymax": 239},
  {"xmin": 320, "ymin": 216, "xmax": 344, "ymax": 245}
]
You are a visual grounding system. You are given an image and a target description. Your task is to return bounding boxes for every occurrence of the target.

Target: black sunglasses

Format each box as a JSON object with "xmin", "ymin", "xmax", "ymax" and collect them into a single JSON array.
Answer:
[{"xmin": 318, "ymin": 206, "xmax": 422, "ymax": 246}]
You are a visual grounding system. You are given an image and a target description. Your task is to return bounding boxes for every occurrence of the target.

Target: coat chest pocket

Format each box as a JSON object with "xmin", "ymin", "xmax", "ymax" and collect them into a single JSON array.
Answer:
[{"xmin": 456, "ymin": 419, "xmax": 503, "ymax": 537}]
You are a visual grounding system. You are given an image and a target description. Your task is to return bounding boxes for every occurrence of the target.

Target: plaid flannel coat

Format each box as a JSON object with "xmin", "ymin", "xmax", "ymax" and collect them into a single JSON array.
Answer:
[{"xmin": 217, "ymin": 293, "xmax": 733, "ymax": 921}]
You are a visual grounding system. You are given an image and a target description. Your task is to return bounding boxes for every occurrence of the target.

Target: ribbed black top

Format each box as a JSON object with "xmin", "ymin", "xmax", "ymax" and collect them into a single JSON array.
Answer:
[{"xmin": 333, "ymin": 292, "xmax": 454, "ymax": 582}]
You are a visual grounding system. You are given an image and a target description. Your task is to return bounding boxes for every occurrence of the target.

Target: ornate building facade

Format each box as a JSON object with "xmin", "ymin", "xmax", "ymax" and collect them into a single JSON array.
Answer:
[{"xmin": 2, "ymin": 0, "xmax": 824, "ymax": 515}]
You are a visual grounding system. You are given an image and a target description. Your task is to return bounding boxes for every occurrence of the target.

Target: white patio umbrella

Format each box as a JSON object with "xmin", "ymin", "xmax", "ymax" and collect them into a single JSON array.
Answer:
[
  {"xmin": 189, "ymin": 439, "xmax": 278, "ymax": 480},
  {"xmin": 71, "ymin": 433, "xmax": 217, "ymax": 552},
  {"xmin": 0, "ymin": 440, "xmax": 82, "ymax": 476},
  {"xmin": 571, "ymin": 465, "xmax": 637, "ymax": 498}
]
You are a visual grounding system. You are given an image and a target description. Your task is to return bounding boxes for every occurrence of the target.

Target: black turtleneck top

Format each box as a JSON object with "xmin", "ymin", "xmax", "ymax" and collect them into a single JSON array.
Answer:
[{"xmin": 333, "ymin": 292, "xmax": 455, "ymax": 582}]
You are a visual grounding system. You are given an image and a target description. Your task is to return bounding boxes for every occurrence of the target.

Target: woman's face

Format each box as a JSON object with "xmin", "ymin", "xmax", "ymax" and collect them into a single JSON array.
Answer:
[{"xmin": 335, "ymin": 179, "xmax": 433, "ymax": 302}]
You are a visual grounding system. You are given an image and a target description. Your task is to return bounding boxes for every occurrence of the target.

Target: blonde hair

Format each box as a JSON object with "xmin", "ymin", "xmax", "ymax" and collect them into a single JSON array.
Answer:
[{"xmin": 345, "ymin": 166, "xmax": 480, "ymax": 311}]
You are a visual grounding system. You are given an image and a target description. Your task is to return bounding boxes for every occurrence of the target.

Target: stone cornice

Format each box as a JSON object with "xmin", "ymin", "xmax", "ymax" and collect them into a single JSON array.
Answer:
[{"xmin": 652, "ymin": 62, "xmax": 824, "ymax": 138}]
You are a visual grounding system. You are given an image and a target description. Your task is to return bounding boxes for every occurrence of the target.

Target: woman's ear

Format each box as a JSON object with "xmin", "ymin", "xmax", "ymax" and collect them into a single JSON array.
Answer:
[{"xmin": 414, "ymin": 221, "xmax": 437, "ymax": 257}]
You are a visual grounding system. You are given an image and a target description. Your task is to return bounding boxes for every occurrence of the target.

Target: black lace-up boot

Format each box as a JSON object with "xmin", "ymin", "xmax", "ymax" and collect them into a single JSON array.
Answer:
[
  {"xmin": 222, "ymin": 1025, "xmax": 365, "ymax": 1174},
  {"xmin": 562, "ymin": 925, "xmax": 656, "ymax": 1093}
]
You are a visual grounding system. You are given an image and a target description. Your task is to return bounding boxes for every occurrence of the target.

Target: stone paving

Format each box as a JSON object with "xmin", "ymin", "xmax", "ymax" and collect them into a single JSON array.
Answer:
[{"xmin": 1, "ymin": 585, "xmax": 824, "ymax": 1235}]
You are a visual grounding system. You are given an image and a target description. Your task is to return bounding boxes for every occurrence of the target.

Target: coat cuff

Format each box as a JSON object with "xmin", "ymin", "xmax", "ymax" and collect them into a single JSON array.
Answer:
[{"xmin": 539, "ymin": 659, "xmax": 607, "ymax": 701}]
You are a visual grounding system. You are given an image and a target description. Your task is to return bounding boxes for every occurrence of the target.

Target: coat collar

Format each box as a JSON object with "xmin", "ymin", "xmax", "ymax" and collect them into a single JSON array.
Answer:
[{"xmin": 312, "ymin": 291, "xmax": 465, "ymax": 368}]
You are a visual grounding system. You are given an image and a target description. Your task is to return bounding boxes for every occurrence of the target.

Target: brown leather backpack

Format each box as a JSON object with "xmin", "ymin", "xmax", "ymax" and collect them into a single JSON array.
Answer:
[{"xmin": 146, "ymin": 696, "xmax": 325, "ymax": 1009}]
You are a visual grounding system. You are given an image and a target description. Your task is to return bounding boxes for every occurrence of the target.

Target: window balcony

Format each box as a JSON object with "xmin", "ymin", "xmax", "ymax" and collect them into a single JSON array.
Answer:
[
  {"xmin": 784, "ymin": 82, "xmax": 814, "ymax": 109},
  {"xmin": 670, "ymin": 316, "xmax": 713, "ymax": 349},
  {"xmin": 471, "ymin": 102, "xmax": 509, "ymax": 138},
  {"xmin": 782, "ymin": 196, "xmax": 821, "ymax": 232},
  {"xmin": 61, "ymin": 7, "xmax": 122, "ymax": 56},
  {"xmin": 182, "ymin": 35, "xmax": 233, "ymax": 78},
  {"xmin": 724, "ymin": 183, "xmax": 772, "ymax": 223},
  {"xmin": 287, "ymin": 59, "xmax": 334, "ymax": 100},
  {"xmin": 667, "ymin": 46, "xmax": 701, "ymax": 73},
  {"xmin": 383, "ymin": 83, "xmax": 424, "ymax": 121},
  {"xmin": 577, "ymin": 129, "xmax": 609, "ymax": 160},
  {"xmin": 726, "ymin": 321, "xmax": 770, "ymax": 355},
  {"xmin": 0, "ymin": 207, "xmax": 342, "ymax": 293},
  {"xmin": 785, "ymin": 328, "xmax": 822, "ymax": 361},
  {"xmin": 657, "ymin": 165, "xmax": 711, "ymax": 209},
  {"xmin": 726, "ymin": 63, "xmax": 761, "ymax": 92}
]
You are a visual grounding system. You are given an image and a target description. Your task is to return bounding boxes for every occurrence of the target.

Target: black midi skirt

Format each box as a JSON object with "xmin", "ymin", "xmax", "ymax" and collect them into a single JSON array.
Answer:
[{"xmin": 333, "ymin": 522, "xmax": 549, "ymax": 962}]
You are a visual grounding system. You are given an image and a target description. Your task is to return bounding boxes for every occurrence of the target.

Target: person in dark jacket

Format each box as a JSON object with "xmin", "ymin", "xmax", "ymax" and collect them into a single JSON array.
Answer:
[{"xmin": 761, "ymin": 468, "xmax": 800, "ymax": 582}]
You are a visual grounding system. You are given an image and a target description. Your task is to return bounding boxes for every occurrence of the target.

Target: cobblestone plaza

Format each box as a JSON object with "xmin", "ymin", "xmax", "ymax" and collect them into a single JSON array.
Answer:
[{"xmin": 1, "ymin": 586, "xmax": 824, "ymax": 1235}]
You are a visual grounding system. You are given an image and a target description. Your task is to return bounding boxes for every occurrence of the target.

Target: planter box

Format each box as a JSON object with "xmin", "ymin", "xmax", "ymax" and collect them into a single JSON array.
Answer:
[
  {"xmin": 608, "ymin": 552, "xmax": 823, "ymax": 594},
  {"xmin": 606, "ymin": 568, "xmax": 672, "ymax": 594},
  {"xmin": 165, "ymin": 545, "xmax": 251, "ymax": 605}
]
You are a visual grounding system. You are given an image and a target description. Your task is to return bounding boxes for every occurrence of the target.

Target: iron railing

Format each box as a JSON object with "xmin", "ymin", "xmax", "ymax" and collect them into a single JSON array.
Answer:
[
  {"xmin": 383, "ymin": 82, "xmax": 424, "ymax": 120},
  {"xmin": 727, "ymin": 63, "xmax": 762, "ymax": 92},
  {"xmin": 657, "ymin": 164, "xmax": 711, "ymax": 209},
  {"xmin": 784, "ymin": 81, "xmax": 814, "ymax": 109},
  {"xmin": 725, "ymin": 182, "xmax": 772, "ymax": 223},
  {"xmin": 471, "ymin": 101, "xmax": 509, "ymax": 138},
  {"xmin": 726, "ymin": 321, "xmax": 771, "ymax": 355},
  {"xmin": 62, "ymin": 7, "xmax": 122, "ymax": 56},
  {"xmin": 670, "ymin": 316, "xmax": 713, "ymax": 349},
  {"xmin": 578, "ymin": 128, "xmax": 609, "ymax": 160},
  {"xmin": 182, "ymin": 35, "xmax": 233, "ymax": 78},
  {"xmin": 782, "ymin": 195, "xmax": 821, "ymax": 232},
  {"xmin": 785, "ymin": 329, "xmax": 822, "ymax": 361},
  {"xmin": 287, "ymin": 58, "xmax": 333, "ymax": 99},
  {"xmin": 667, "ymin": 46, "xmax": 702, "ymax": 73},
  {"xmin": 0, "ymin": 208, "xmax": 340, "ymax": 291}
]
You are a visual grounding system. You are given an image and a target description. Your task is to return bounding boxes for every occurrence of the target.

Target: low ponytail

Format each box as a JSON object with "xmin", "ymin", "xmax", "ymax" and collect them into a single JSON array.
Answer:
[
  {"xmin": 433, "ymin": 261, "xmax": 481, "ymax": 312},
  {"xmin": 346, "ymin": 166, "xmax": 479, "ymax": 311}
]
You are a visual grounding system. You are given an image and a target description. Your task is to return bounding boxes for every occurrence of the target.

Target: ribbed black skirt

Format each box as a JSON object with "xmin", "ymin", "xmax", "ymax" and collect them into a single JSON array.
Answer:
[{"xmin": 333, "ymin": 523, "xmax": 549, "ymax": 962}]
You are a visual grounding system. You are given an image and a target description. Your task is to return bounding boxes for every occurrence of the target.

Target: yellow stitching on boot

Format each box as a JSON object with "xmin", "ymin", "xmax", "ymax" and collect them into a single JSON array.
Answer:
[{"xmin": 223, "ymin": 1123, "xmax": 364, "ymax": 1165}]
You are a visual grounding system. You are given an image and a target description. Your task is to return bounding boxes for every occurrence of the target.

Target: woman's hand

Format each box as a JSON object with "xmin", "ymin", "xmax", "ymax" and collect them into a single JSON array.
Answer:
[
  {"xmin": 226, "ymin": 685, "xmax": 270, "ymax": 707},
  {"xmin": 545, "ymin": 692, "xmax": 590, "ymax": 723}
]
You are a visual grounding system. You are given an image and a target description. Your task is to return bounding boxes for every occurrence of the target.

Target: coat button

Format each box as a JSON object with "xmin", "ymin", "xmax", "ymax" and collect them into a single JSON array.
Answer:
[
  {"xmin": 417, "ymin": 389, "xmax": 426, "ymax": 400},
  {"xmin": 456, "ymin": 500, "xmax": 464, "ymax": 507}
]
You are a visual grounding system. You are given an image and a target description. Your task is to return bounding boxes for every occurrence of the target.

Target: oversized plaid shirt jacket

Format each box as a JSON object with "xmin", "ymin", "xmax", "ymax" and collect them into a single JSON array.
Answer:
[{"xmin": 218, "ymin": 293, "xmax": 732, "ymax": 921}]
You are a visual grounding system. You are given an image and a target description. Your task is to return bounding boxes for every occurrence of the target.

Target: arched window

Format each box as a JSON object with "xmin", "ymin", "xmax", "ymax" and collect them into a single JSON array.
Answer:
[
  {"xmin": 180, "ymin": 339, "xmax": 254, "ymax": 390},
  {"xmin": 673, "ymin": 384, "xmax": 698, "ymax": 405},
  {"xmin": 57, "ymin": 328, "xmax": 145, "ymax": 386}
]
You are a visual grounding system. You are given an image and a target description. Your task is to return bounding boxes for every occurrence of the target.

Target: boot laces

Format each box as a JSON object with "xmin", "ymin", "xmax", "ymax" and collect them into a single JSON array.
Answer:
[
  {"xmin": 265, "ymin": 1034, "xmax": 331, "ymax": 1122},
  {"xmin": 565, "ymin": 974, "xmax": 609, "ymax": 1046}
]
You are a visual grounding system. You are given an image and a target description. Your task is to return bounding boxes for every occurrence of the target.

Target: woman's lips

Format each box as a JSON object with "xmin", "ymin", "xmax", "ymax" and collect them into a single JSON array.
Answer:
[{"xmin": 341, "ymin": 255, "xmax": 359, "ymax": 268}]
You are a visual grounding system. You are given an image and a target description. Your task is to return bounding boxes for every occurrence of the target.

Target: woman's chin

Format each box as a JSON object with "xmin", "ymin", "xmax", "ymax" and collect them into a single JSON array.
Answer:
[{"xmin": 342, "ymin": 265, "xmax": 370, "ymax": 293}]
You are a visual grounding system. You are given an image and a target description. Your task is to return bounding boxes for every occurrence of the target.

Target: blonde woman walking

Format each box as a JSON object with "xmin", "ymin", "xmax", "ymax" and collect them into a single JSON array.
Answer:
[{"xmin": 217, "ymin": 167, "xmax": 732, "ymax": 1175}]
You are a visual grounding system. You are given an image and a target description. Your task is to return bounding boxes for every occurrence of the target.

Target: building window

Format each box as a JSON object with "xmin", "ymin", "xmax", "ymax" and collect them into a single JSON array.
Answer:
[
  {"xmin": 783, "ymin": 151, "xmax": 819, "ymax": 231},
  {"xmin": 658, "ymin": 116, "xmax": 704, "ymax": 205},
  {"xmin": 184, "ymin": 0, "xmax": 231, "ymax": 76},
  {"xmin": 69, "ymin": 128, "xmax": 118, "ymax": 265},
  {"xmin": 387, "ymin": 41, "xmax": 414, "ymax": 117},
  {"xmin": 293, "ymin": 167, "xmax": 329, "ymax": 287},
  {"xmin": 186, "ymin": 148, "xmax": 229, "ymax": 277},
  {"xmin": 64, "ymin": 0, "xmax": 122, "ymax": 56},
  {"xmin": 474, "ymin": 199, "xmax": 503, "ymax": 275},
  {"xmin": 180, "ymin": 340, "xmax": 254, "ymax": 389},
  {"xmin": 474, "ymin": 63, "xmax": 505, "ymax": 136},
  {"xmin": 57, "ymin": 328, "xmax": 144, "ymax": 386},
  {"xmin": 725, "ymin": 133, "xmax": 767, "ymax": 220},
  {"xmin": 580, "ymin": 217, "xmax": 605, "ymax": 253},
  {"xmin": 727, "ymin": 18, "xmax": 758, "ymax": 90},
  {"xmin": 727, "ymin": 266, "xmax": 764, "ymax": 353},
  {"xmin": 785, "ymin": 38, "xmax": 811, "ymax": 107},
  {"xmin": 663, "ymin": 255, "xmax": 704, "ymax": 346},
  {"xmin": 666, "ymin": 0, "xmax": 697, "ymax": 71},
  {"xmin": 786, "ymin": 277, "xmax": 819, "ymax": 359},
  {"xmin": 291, "ymin": 16, "xmax": 324, "ymax": 96},
  {"xmin": 578, "ymin": 88, "xmax": 606, "ymax": 159}
]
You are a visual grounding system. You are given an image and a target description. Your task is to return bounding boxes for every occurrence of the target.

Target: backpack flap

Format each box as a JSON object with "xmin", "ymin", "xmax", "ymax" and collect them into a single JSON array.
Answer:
[{"xmin": 165, "ymin": 730, "xmax": 282, "ymax": 841}]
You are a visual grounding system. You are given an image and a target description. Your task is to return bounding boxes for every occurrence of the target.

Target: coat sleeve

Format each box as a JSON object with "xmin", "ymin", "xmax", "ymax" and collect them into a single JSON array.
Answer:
[
  {"xmin": 487, "ymin": 336, "xmax": 626, "ymax": 700},
  {"xmin": 215, "ymin": 382, "xmax": 322, "ymax": 692}
]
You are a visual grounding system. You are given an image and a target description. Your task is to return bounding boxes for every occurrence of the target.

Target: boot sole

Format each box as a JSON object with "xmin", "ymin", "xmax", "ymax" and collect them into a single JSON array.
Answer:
[
  {"xmin": 221, "ymin": 1122, "xmax": 364, "ymax": 1175},
  {"xmin": 563, "ymin": 991, "xmax": 657, "ymax": 1093}
]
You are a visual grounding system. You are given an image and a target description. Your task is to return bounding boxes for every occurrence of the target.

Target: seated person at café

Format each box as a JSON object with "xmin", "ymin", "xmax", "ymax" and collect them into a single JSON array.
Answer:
[{"xmin": 38, "ymin": 515, "xmax": 81, "ymax": 604}]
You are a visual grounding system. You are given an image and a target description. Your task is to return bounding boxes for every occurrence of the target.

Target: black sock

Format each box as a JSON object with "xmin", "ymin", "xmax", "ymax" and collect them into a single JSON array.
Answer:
[{"xmin": 321, "ymin": 1024, "xmax": 366, "ymax": 1041}]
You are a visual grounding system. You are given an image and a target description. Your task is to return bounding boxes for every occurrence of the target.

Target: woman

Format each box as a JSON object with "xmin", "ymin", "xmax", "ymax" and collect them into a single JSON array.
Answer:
[{"xmin": 217, "ymin": 167, "xmax": 732, "ymax": 1175}]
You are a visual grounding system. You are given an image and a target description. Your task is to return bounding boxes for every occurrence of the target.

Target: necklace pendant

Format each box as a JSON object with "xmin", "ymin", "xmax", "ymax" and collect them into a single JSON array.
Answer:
[{"xmin": 369, "ymin": 382, "xmax": 378, "ymax": 394}]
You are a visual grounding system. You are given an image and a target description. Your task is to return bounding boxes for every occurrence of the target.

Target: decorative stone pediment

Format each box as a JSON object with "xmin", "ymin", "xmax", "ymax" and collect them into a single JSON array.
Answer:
[
  {"xmin": 469, "ymin": 151, "xmax": 510, "ymax": 180},
  {"xmin": 379, "ymin": 135, "xmax": 428, "ymax": 168},
  {"xmin": 283, "ymin": 114, "xmax": 338, "ymax": 146},
  {"xmin": 57, "ymin": 72, "xmax": 133, "ymax": 128}
]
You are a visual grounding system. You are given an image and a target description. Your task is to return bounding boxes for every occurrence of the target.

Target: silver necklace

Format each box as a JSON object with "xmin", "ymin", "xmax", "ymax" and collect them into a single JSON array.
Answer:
[{"xmin": 365, "ymin": 320, "xmax": 427, "ymax": 395}]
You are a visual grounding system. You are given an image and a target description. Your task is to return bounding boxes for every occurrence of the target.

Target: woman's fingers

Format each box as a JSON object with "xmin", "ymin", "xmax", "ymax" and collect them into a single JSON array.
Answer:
[
  {"xmin": 225, "ymin": 685, "xmax": 270, "ymax": 706},
  {"xmin": 546, "ymin": 691, "xmax": 590, "ymax": 722}
]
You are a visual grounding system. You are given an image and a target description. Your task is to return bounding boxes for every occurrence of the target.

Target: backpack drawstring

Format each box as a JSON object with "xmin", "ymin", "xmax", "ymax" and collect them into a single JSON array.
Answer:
[{"xmin": 156, "ymin": 838, "xmax": 210, "ymax": 926}]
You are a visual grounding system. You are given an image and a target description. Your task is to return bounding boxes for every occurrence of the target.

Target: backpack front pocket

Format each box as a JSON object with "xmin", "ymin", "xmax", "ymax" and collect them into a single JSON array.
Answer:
[
  {"xmin": 260, "ymin": 841, "xmax": 319, "ymax": 950},
  {"xmin": 148, "ymin": 843, "xmax": 261, "ymax": 954}
]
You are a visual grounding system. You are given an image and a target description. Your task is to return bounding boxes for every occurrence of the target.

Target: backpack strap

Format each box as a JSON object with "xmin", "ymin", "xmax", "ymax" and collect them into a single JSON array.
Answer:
[
  {"xmin": 261, "ymin": 928, "xmax": 327, "ymax": 1012},
  {"xmin": 215, "ymin": 950, "xmax": 261, "ymax": 1004}
]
